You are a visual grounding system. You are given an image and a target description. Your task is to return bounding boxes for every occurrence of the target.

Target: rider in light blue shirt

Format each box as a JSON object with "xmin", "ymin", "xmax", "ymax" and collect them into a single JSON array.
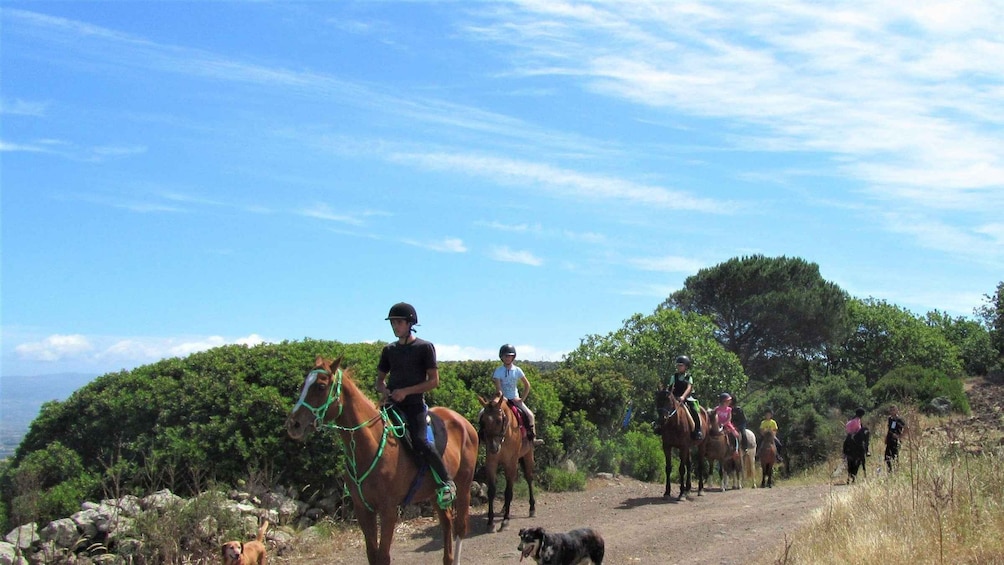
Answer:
[{"xmin": 493, "ymin": 344, "xmax": 544, "ymax": 445}]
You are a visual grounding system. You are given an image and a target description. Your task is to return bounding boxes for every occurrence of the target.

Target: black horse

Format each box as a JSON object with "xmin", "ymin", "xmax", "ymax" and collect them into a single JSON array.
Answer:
[{"xmin": 842, "ymin": 427, "xmax": 870, "ymax": 484}]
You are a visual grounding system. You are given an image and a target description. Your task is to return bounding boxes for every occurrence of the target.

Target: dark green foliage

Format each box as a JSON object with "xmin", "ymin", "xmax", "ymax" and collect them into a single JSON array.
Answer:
[
  {"xmin": 667, "ymin": 255, "xmax": 849, "ymax": 387},
  {"xmin": 975, "ymin": 281, "xmax": 1004, "ymax": 358},
  {"xmin": 7, "ymin": 442, "xmax": 100, "ymax": 526},
  {"xmin": 611, "ymin": 430, "xmax": 665, "ymax": 482},
  {"xmin": 872, "ymin": 365, "xmax": 970, "ymax": 414},
  {"xmin": 537, "ymin": 467, "xmax": 586, "ymax": 492},
  {"xmin": 565, "ymin": 306, "xmax": 746, "ymax": 424},
  {"xmin": 784, "ymin": 408, "xmax": 841, "ymax": 469},
  {"xmin": 4, "ymin": 340, "xmax": 378, "ymax": 528},
  {"xmin": 558, "ymin": 411, "xmax": 602, "ymax": 473},
  {"xmin": 836, "ymin": 299, "xmax": 963, "ymax": 387},
  {"xmin": 926, "ymin": 310, "xmax": 996, "ymax": 376}
]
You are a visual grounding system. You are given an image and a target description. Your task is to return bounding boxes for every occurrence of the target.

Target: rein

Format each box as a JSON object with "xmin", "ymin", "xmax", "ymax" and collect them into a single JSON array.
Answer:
[
  {"xmin": 292, "ymin": 368, "xmax": 407, "ymax": 512},
  {"xmin": 482, "ymin": 400, "xmax": 510, "ymax": 451}
]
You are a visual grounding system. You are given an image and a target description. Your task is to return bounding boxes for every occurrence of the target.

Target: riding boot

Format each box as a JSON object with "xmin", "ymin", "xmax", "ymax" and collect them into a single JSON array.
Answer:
[
  {"xmin": 424, "ymin": 450, "xmax": 456, "ymax": 508},
  {"xmin": 529, "ymin": 426, "xmax": 544, "ymax": 446},
  {"xmin": 689, "ymin": 406, "xmax": 703, "ymax": 440}
]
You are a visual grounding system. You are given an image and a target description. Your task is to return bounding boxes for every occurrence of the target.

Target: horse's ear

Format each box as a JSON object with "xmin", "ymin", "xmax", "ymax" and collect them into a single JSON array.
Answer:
[
  {"xmin": 314, "ymin": 355, "xmax": 324, "ymax": 367},
  {"xmin": 332, "ymin": 356, "xmax": 344, "ymax": 370},
  {"xmin": 477, "ymin": 395, "xmax": 488, "ymax": 406}
]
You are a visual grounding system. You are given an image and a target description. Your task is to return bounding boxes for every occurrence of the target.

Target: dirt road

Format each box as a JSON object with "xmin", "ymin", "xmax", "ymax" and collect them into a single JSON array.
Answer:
[{"xmin": 301, "ymin": 476, "xmax": 835, "ymax": 564}]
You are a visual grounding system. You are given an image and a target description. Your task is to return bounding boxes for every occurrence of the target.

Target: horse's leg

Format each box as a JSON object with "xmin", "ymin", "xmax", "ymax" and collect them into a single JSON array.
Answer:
[
  {"xmin": 519, "ymin": 453, "xmax": 536, "ymax": 518},
  {"xmin": 435, "ymin": 507, "xmax": 455, "ymax": 565},
  {"xmin": 356, "ymin": 507, "xmax": 381, "ymax": 565},
  {"xmin": 696, "ymin": 447, "xmax": 705, "ymax": 496},
  {"xmin": 498, "ymin": 461, "xmax": 516, "ymax": 532},
  {"xmin": 678, "ymin": 450, "xmax": 690, "ymax": 501},
  {"xmin": 485, "ymin": 461, "xmax": 498, "ymax": 532},
  {"xmin": 376, "ymin": 508, "xmax": 398, "ymax": 565},
  {"xmin": 663, "ymin": 447, "xmax": 675, "ymax": 498}
]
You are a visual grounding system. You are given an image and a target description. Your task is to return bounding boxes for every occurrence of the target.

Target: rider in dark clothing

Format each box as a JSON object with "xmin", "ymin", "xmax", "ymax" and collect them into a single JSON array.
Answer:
[
  {"xmin": 375, "ymin": 302, "xmax": 456, "ymax": 506},
  {"xmin": 884, "ymin": 405, "xmax": 907, "ymax": 472},
  {"xmin": 732, "ymin": 401, "xmax": 749, "ymax": 449},
  {"xmin": 659, "ymin": 355, "xmax": 703, "ymax": 440}
]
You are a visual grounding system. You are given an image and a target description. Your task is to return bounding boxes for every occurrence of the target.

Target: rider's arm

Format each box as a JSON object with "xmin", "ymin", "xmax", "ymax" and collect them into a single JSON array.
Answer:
[
  {"xmin": 389, "ymin": 368, "xmax": 440, "ymax": 402},
  {"xmin": 519, "ymin": 374, "xmax": 532, "ymax": 400}
]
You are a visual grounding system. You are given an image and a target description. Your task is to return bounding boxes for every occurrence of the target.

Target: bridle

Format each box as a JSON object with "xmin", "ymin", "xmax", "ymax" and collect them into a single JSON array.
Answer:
[
  {"xmin": 480, "ymin": 397, "xmax": 510, "ymax": 454},
  {"xmin": 289, "ymin": 367, "xmax": 406, "ymax": 511},
  {"xmin": 291, "ymin": 369, "xmax": 343, "ymax": 427}
]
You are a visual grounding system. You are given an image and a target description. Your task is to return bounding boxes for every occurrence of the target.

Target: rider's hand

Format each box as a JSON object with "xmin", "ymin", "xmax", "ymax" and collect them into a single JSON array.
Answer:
[{"xmin": 390, "ymin": 389, "xmax": 407, "ymax": 403}]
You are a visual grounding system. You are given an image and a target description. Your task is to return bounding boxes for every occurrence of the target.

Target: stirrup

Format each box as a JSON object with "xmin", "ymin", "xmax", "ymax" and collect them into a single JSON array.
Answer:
[
  {"xmin": 532, "ymin": 438, "xmax": 545, "ymax": 445},
  {"xmin": 436, "ymin": 480, "xmax": 457, "ymax": 509}
]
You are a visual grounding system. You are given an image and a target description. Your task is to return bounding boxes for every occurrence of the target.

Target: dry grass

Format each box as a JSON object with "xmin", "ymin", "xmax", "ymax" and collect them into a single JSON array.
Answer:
[{"xmin": 754, "ymin": 412, "xmax": 1004, "ymax": 565}]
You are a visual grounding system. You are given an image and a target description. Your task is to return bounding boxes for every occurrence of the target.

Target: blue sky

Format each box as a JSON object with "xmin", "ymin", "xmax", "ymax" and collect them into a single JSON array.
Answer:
[{"xmin": 2, "ymin": 1, "xmax": 1003, "ymax": 378}]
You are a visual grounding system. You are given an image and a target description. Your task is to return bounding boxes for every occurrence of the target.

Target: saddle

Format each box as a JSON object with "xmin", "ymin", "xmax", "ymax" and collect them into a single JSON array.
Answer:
[
  {"xmin": 506, "ymin": 399, "xmax": 530, "ymax": 439},
  {"xmin": 388, "ymin": 405, "xmax": 449, "ymax": 457}
]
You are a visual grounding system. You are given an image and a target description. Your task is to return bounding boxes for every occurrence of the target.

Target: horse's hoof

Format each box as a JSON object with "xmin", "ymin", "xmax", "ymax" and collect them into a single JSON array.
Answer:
[
  {"xmin": 529, "ymin": 509, "xmax": 535, "ymax": 518},
  {"xmin": 498, "ymin": 521, "xmax": 509, "ymax": 532}
]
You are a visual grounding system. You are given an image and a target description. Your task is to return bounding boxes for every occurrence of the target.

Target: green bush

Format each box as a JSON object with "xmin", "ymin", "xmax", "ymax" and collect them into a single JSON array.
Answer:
[
  {"xmin": 538, "ymin": 467, "xmax": 586, "ymax": 492},
  {"xmin": 872, "ymin": 365, "xmax": 971, "ymax": 414},
  {"xmin": 127, "ymin": 490, "xmax": 244, "ymax": 564},
  {"xmin": 7, "ymin": 442, "xmax": 101, "ymax": 527},
  {"xmin": 617, "ymin": 430, "xmax": 665, "ymax": 483}
]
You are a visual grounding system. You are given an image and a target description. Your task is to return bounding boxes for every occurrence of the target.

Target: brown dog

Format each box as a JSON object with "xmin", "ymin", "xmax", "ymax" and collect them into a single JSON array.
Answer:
[{"xmin": 222, "ymin": 520, "xmax": 269, "ymax": 565}]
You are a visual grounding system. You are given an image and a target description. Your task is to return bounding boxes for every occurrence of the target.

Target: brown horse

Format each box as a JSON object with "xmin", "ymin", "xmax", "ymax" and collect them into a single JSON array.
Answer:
[
  {"xmin": 657, "ymin": 391, "xmax": 708, "ymax": 499},
  {"xmin": 286, "ymin": 356, "xmax": 479, "ymax": 565},
  {"xmin": 759, "ymin": 429, "xmax": 778, "ymax": 488},
  {"xmin": 704, "ymin": 412, "xmax": 741, "ymax": 491},
  {"xmin": 477, "ymin": 393, "xmax": 536, "ymax": 532}
]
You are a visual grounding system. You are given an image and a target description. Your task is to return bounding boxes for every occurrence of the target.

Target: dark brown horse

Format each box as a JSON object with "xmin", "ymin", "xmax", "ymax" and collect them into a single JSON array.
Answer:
[
  {"xmin": 759, "ymin": 429, "xmax": 778, "ymax": 488},
  {"xmin": 843, "ymin": 427, "xmax": 870, "ymax": 484},
  {"xmin": 657, "ymin": 391, "xmax": 708, "ymax": 499},
  {"xmin": 286, "ymin": 356, "xmax": 479, "ymax": 565},
  {"xmin": 477, "ymin": 392, "xmax": 536, "ymax": 532}
]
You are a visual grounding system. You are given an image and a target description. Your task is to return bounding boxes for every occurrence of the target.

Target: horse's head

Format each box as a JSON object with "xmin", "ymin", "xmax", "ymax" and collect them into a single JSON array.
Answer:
[
  {"xmin": 478, "ymin": 393, "xmax": 509, "ymax": 454},
  {"xmin": 286, "ymin": 355, "xmax": 344, "ymax": 441}
]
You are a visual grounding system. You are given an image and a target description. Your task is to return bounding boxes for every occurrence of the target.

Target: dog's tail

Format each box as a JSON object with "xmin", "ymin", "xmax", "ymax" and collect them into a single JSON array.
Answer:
[{"xmin": 256, "ymin": 520, "xmax": 269, "ymax": 543}]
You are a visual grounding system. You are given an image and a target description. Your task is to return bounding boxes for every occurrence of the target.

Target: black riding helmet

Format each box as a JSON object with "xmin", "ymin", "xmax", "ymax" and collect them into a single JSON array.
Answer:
[
  {"xmin": 499, "ymin": 344, "xmax": 517, "ymax": 359},
  {"xmin": 385, "ymin": 302, "xmax": 418, "ymax": 325},
  {"xmin": 675, "ymin": 355, "xmax": 692, "ymax": 369},
  {"xmin": 855, "ymin": 407, "xmax": 866, "ymax": 417}
]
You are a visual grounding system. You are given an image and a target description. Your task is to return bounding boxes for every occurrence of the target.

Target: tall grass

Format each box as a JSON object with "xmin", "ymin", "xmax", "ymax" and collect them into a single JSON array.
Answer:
[{"xmin": 755, "ymin": 412, "xmax": 1004, "ymax": 564}]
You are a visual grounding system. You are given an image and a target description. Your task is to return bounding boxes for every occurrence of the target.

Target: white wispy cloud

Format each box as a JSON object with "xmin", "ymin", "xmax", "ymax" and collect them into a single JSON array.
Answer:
[
  {"xmin": 15, "ymin": 334, "xmax": 93, "ymax": 361},
  {"xmin": 0, "ymin": 98, "xmax": 48, "ymax": 116},
  {"xmin": 477, "ymin": 220, "xmax": 607, "ymax": 244},
  {"xmin": 16, "ymin": 332, "xmax": 268, "ymax": 366},
  {"xmin": 393, "ymin": 151, "xmax": 734, "ymax": 213},
  {"xmin": 298, "ymin": 203, "xmax": 367, "ymax": 226},
  {"xmin": 0, "ymin": 140, "xmax": 51, "ymax": 153},
  {"xmin": 490, "ymin": 245, "xmax": 544, "ymax": 266},
  {"xmin": 402, "ymin": 237, "xmax": 468, "ymax": 253},
  {"xmin": 5, "ymin": 8, "xmax": 611, "ymax": 161},
  {"xmin": 468, "ymin": 1, "xmax": 1004, "ymax": 256}
]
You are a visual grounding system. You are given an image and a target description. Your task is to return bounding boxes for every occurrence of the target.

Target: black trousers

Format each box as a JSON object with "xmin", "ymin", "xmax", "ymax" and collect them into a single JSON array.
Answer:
[{"xmin": 397, "ymin": 402, "xmax": 452, "ymax": 483}]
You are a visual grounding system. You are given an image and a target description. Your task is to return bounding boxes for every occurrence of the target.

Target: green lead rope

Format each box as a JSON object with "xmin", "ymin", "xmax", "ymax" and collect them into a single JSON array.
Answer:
[{"xmin": 326, "ymin": 401, "xmax": 453, "ymax": 511}]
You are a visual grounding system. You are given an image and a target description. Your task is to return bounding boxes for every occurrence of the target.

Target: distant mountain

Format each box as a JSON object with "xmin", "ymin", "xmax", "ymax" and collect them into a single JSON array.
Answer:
[{"xmin": 1, "ymin": 373, "xmax": 98, "ymax": 459}]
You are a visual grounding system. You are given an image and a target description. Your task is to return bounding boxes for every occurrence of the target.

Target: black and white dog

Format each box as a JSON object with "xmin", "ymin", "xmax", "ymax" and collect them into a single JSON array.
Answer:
[{"xmin": 517, "ymin": 526, "xmax": 604, "ymax": 564}]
